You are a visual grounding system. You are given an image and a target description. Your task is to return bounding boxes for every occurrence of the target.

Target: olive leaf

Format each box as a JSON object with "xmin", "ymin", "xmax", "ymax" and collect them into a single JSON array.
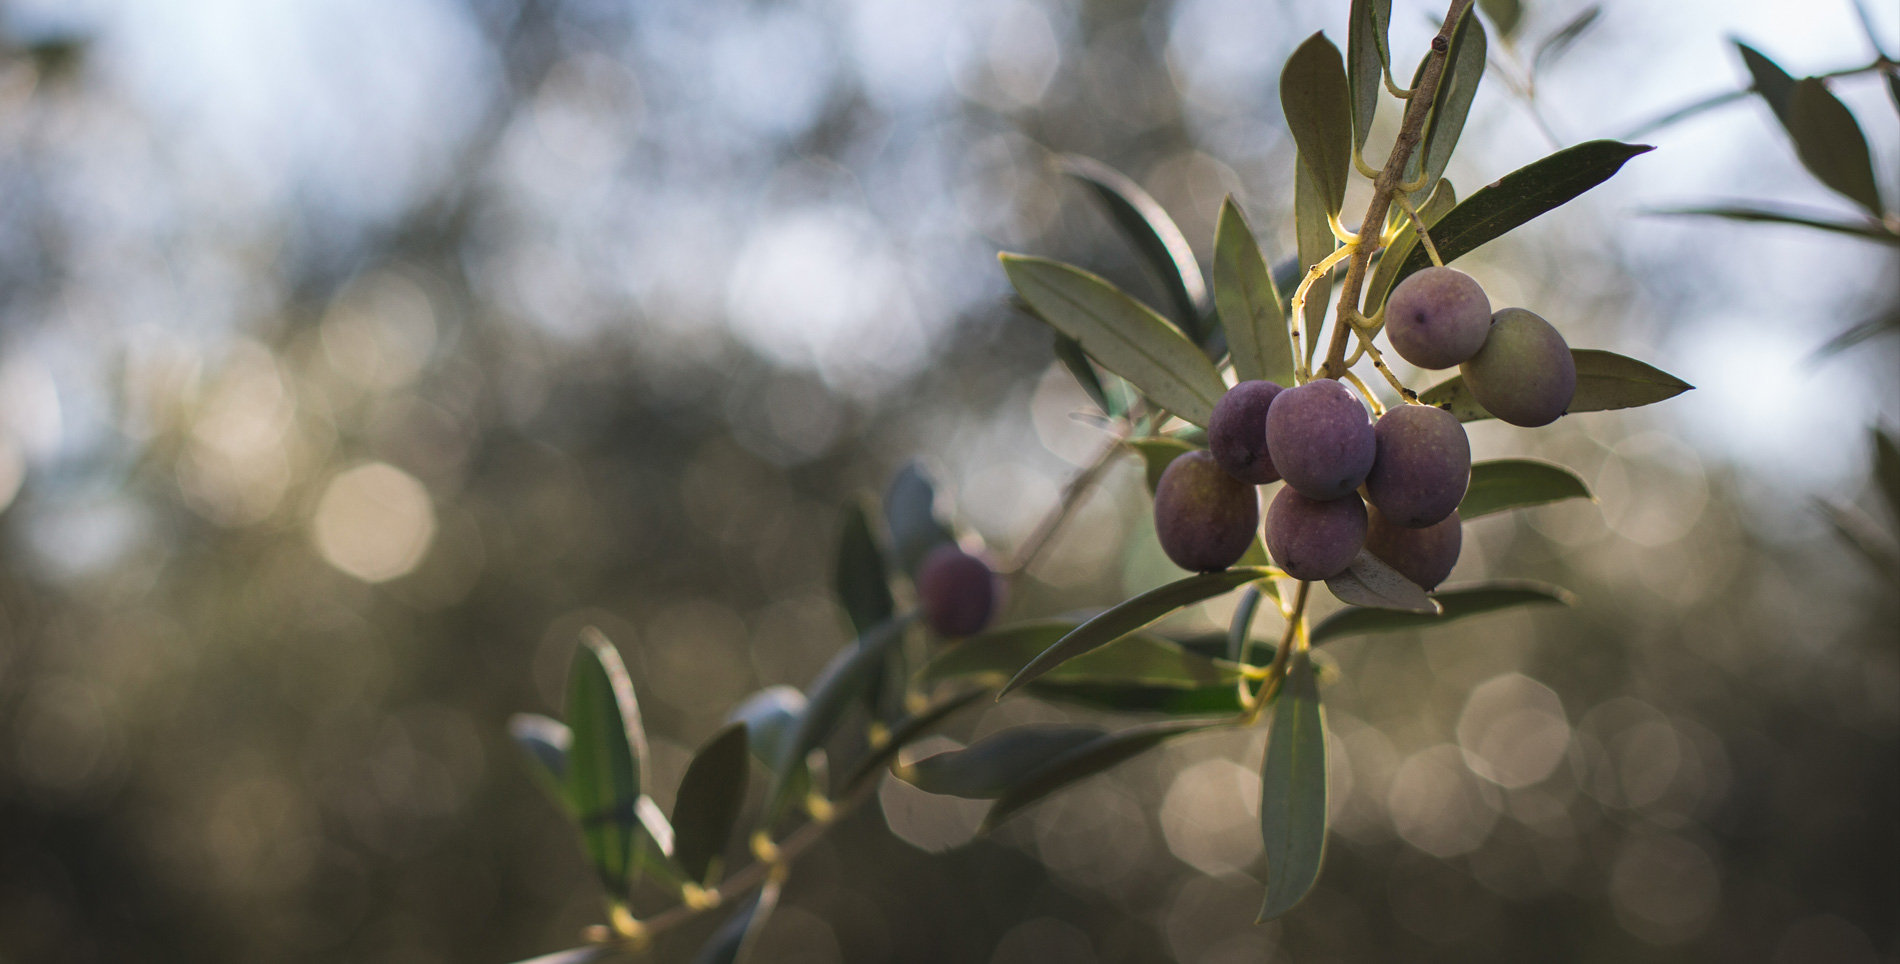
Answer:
[
  {"xmin": 1478, "ymin": 0, "xmax": 1522, "ymax": 39},
  {"xmin": 564, "ymin": 628, "xmax": 652, "ymax": 897},
  {"xmin": 1785, "ymin": 77, "xmax": 1885, "ymax": 217},
  {"xmin": 729, "ymin": 685, "xmax": 807, "ymax": 772},
  {"xmin": 1282, "ymin": 32, "xmax": 1355, "ymax": 216},
  {"xmin": 1310, "ymin": 580, "xmax": 1575, "ymax": 644},
  {"xmin": 984, "ymin": 719, "xmax": 1224, "ymax": 829},
  {"xmin": 1257, "ymin": 653, "xmax": 1327, "ymax": 922},
  {"xmin": 925, "ymin": 620, "xmax": 1241, "ymax": 690},
  {"xmin": 508, "ymin": 713, "xmax": 573, "ymax": 811},
  {"xmin": 670, "ymin": 722, "xmax": 750, "ymax": 885},
  {"xmin": 904, "ymin": 724, "xmax": 1108, "ymax": 798},
  {"xmin": 1053, "ymin": 333, "xmax": 1120, "ymax": 417},
  {"xmin": 1294, "ymin": 160, "xmax": 1339, "ymax": 366},
  {"xmin": 690, "ymin": 886, "xmax": 780, "ymax": 964},
  {"xmin": 1325, "ymin": 551, "xmax": 1438, "ymax": 613},
  {"xmin": 1214, "ymin": 198, "xmax": 1295, "ymax": 387},
  {"xmin": 1459, "ymin": 459, "xmax": 1594, "ymax": 519},
  {"xmin": 1128, "ymin": 437, "xmax": 1198, "ymax": 493},
  {"xmin": 1417, "ymin": 8, "xmax": 1487, "ymax": 192},
  {"xmin": 1029, "ymin": 680, "xmax": 1245, "ymax": 716},
  {"xmin": 1347, "ymin": 0, "xmax": 1394, "ymax": 149},
  {"xmin": 1059, "ymin": 154, "xmax": 1211, "ymax": 341},
  {"xmin": 1533, "ymin": 5, "xmax": 1602, "ymax": 75},
  {"xmin": 1420, "ymin": 349, "xmax": 1693, "ymax": 422},
  {"xmin": 1002, "ymin": 255, "xmax": 1228, "ymax": 426},
  {"xmin": 1001, "ymin": 568, "xmax": 1278, "ymax": 695},
  {"xmin": 1388, "ymin": 140, "xmax": 1655, "ymax": 290},
  {"xmin": 509, "ymin": 948, "xmax": 611, "ymax": 964},
  {"xmin": 885, "ymin": 462, "xmax": 956, "ymax": 575},
  {"xmin": 1734, "ymin": 41, "xmax": 1796, "ymax": 119},
  {"xmin": 835, "ymin": 500, "xmax": 894, "ymax": 638},
  {"xmin": 1650, "ymin": 204, "xmax": 1899, "ymax": 245},
  {"xmin": 767, "ymin": 616, "xmax": 914, "ymax": 819},
  {"xmin": 1366, "ymin": 178, "xmax": 1457, "ymax": 313},
  {"xmin": 839, "ymin": 687, "xmax": 990, "ymax": 791}
]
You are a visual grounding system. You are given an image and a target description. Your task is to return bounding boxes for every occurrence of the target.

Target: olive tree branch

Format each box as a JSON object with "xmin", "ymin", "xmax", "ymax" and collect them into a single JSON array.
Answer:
[{"xmin": 1320, "ymin": 0, "xmax": 1475, "ymax": 381}]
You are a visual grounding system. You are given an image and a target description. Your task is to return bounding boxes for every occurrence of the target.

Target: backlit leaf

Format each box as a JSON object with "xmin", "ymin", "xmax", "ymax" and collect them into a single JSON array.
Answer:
[
  {"xmin": 1257, "ymin": 654, "xmax": 1327, "ymax": 921},
  {"xmin": 1282, "ymin": 33, "xmax": 1354, "ymax": 215},
  {"xmin": 565, "ymin": 628, "xmax": 649, "ymax": 897},
  {"xmin": 1214, "ymin": 199, "xmax": 1295, "ymax": 387},
  {"xmin": 508, "ymin": 713, "xmax": 572, "ymax": 810},
  {"xmin": 1029, "ymin": 680, "xmax": 1245, "ymax": 716},
  {"xmin": 1417, "ymin": 8, "xmax": 1487, "ymax": 191},
  {"xmin": 1651, "ymin": 204, "xmax": 1899, "ymax": 245},
  {"xmin": 1479, "ymin": 0, "xmax": 1522, "ymax": 38},
  {"xmin": 1325, "ymin": 551, "xmax": 1437, "ymax": 613},
  {"xmin": 1734, "ymin": 41, "xmax": 1796, "ymax": 124},
  {"xmin": 1785, "ymin": 77, "xmax": 1885, "ymax": 217},
  {"xmin": 984, "ymin": 719, "xmax": 1224, "ymax": 829},
  {"xmin": 1059, "ymin": 154, "xmax": 1210, "ymax": 341},
  {"xmin": 925, "ymin": 620, "xmax": 1241, "ymax": 689},
  {"xmin": 1348, "ymin": 0, "xmax": 1394, "ymax": 149},
  {"xmin": 1001, "ymin": 568, "xmax": 1278, "ymax": 695},
  {"xmin": 1310, "ymin": 580, "xmax": 1575, "ymax": 644},
  {"xmin": 839, "ymin": 687, "xmax": 989, "ymax": 791},
  {"xmin": 1458, "ymin": 459, "xmax": 1593, "ymax": 519},
  {"xmin": 1533, "ymin": 6, "xmax": 1601, "ymax": 74},
  {"xmin": 671, "ymin": 722, "xmax": 750, "ymax": 885},
  {"xmin": 1053, "ymin": 333, "xmax": 1118, "ymax": 417},
  {"xmin": 1294, "ymin": 160, "xmax": 1338, "ymax": 365},
  {"xmin": 835, "ymin": 500, "xmax": 894, "ymax": 638},
  {"xmin": 905, "ymin": 724, "xmax": 1107, "ymax": 798},
  {"xmin": 1002, "ymin": 255, "xmax": 1228, "ymax": 426},
  {"xmin": 1388, "ymin": 140, "xmax": 1654, "ymax": 290},
  {"xmin": 767, "ymin": 617, "xmax": 913, "ymax": 818},
  {"xmin": 1228, "ymin": 584, "xmax": 1266, "ymax": 664},
  {"xmin": 1420, "ymin": 349, "xmax": 1693, "ymax": 422},
  {"xmin": 729, "ymin": 686, "xmax": 806, "ymax": 772}
]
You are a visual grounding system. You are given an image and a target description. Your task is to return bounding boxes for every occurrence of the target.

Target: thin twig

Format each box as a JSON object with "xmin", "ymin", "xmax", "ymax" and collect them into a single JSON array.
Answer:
[
  {"xmin": 1393, "ymin": 191, "xmax": 1443, "ymax": 268},
  {"xmin": 1007, "ymin": 432, "xmax": 1126, "ymax": 576}
]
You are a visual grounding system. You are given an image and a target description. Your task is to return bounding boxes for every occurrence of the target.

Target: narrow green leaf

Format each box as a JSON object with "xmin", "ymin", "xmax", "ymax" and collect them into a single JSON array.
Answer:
[
  {"xmin": 835, "ymin": 501, "xmax": 894, "ymax": 639},
  {"xmin": 1815, "ymin": 499, "xmax": 1900, "ymax": 582},
  {"xmin": 1128, "ymin": 437, "xmax": 1198, "ymax": 493},
  {"xmin": 1734, "ymin": 41, "xmax": 1796, "ymax": 120},
  {"xmin": 1366, "ymin": 178, "xmax": 1457, "ymax": 313},
  {"xmin": 885, "ymin": 462, "xmax": 956, "ymax": 575},
  {"xmin": 1618, "ymin": 88, "xmax": 1751, "ymax": 142},
  {"xmin": 984, "ymin": 719, "xmax": 1223, "ymax": 829},
  {"xmin": 1281, "ymin": 33, "xmax": 1354, "ymax": 215},
  {"xmin": 1389, "ymin": 140, "xmax": 1655, "ymax": 290},
  {"xmin": 1257, "ymin": 654, "xmax": 1327, "ymax": 922},
  {"xmin": 1459, "ymin": 459, "xmax": 1594, "ymax": 519},
  {"xmin": 1650, "ymin": 204, "xmax": 1900, "ymax": 245},
  {"xmin": 1532, "ymin": 6, "xmax": 1602, "ymax": 75},
  {"xmin": 511, "ymin": 948, "xmax": 611, "ymax": 964},
  {"xmin": 1325, "ymin": 551, "xmax": 1438, "ymax": 613},
  {"xmin": 1002, "ymin": 255, "xmax": 1228, "ymax": 426},
  {"xmin": 1873, "ymin": 426, "xmax": 1900, "ymax": 525},
  {"xmin": 691, "ymin": 885, "xmax": 781, "ymax": 964},
  {"xmin": 565, "ymin": 628, "xmax": 649, "ymax": 897},
  {"xmin": 1811, "ymin": 306, "xmax": 1900, "ymax": 359},
  {"xmin": 1310, "ymin": 580, "xmax": 1575, "ymax": 644},
  {"xmin": 1214, "ymin": 199, "xmax": 1294, "ymax": 387},
  {"xmin": 1059, "ymin": 154, "xmax": 1210, "ymax": 340},
  {"xmin": 1029, "ymin": 680, "xmax": 1245, "ymax": 716},
  {"xmin": 1053, "ymin": 333, "xmax": 1116, "ymax": 416},
  {"xmin": 767, "ymin": 617, "xmax": 914, "ymax": 817},
  {"xmin": 1786, "ymin": 77, "xmax": 1885, "ymax": 217},
  {"xmin": 728, "ymin": 686, "xmax": 806, "ymax": 771},
  {"xmin": 1294, "ymin": 160, "xmax": 1338, "ymax": 366},
  {"xmin": 905, "ymin": 724, "xmax": 1107, "ymax": 798},
  {"xmin": 671, "ymin": 723, "xmax": 751, "ymax": 885},
  {"xmin": 1479, "ymin": 0, "xmax": 1522, "ymax": 38},
  {"xmin": 840, "ymin": 687, "xmax": 990, "ymax": 791},
  {"xmin": 1420, "ymin": 349, "xmax": 1694, "ymax": 422},
  {"xmin": 925, "ymin": 620, "xmax": 1241, "ymax": 690},
  {"xmin": 1001, "ymin": 568, "xmax": 1278, "ymax": 695},
  {"xmin": 1417, "ymin": 8, "xmax": 1487, "ymax": 191},
  {"xmin": 508, "ymin": 713, "xmax": 572, "ymax": 810},
  {"xmin": 1348, "ymin": 0, "xmax": 1394, "ymax": 149},
  {"xmin": 1228, "ymin": 584, "xmax": 1266, "ymax": 664}
]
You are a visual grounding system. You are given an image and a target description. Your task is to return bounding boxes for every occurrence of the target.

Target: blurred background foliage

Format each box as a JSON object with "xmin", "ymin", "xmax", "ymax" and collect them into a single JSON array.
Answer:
[{"xmin": 0, "ymin": 0, "xmax": 1893, "ymax": 962}]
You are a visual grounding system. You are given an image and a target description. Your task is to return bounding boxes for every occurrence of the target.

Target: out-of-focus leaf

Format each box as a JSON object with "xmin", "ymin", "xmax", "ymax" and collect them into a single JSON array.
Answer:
[
  {"xmin": 1785, "ymin": 78, "xmax": 1885, "ymax": 217},
  {"xmin": 1873, "ymin": 427, "xmax": 1900, "ymax": 524},
  {"xmin": 1886, "ymin": 68, "xmax": 1899, "ymax": 118},
  {"xmin": 1059, "ymin": 154, "xmax": 1210, "ymax": 340},
  {"xmin": 1815, "ymin": 499, "xmax": 1900, "ymax": 582},
  {"xmin": 1029, "ymin": 680, "xmax": 1246, "ymax": 716},
  {"xmin": 1238, "ymin": 535, "xmax": 1272, "ymax": 570},
  {"xmin": 840, "ymin": 687, "xmax": 989, "ymax": 790},
  {"xmin": 1459, "ymin": 459, "xmax": 1593, "ymax": 519},
  {"xmin": 634, "ymin": 796, "xmax": 680, "ymax": 885},
  {"xmin": 1479, "ymin": 0, "xmax": 1521, "ymax": 38},
  {"xmin": 1129, "ymin": 436, "xmax": 1198, "ymax": 493},
  {"xmin": 885, "ymin": 462, "xmax": 956, "ymax": 575},
  {"xmin": 1228, "ymin": 584, "xmax": 1266, "ymax": 664},
  {"xmin": 1257, "ymin": 654, "xmax": 1327, "ymax": 921},
  {"xmin": 690, "ymin": 884, "xmax": 780, "ymax": 964},
  {"xmin": 1281, "ymin": 33, "xmax": 1354, "ymax": 215},
  {"xmin": 1389, "ymin": 141, "xmax": 1655, "ymax": 289},
  {"xmin": 1418, "ymin": 8, "xmax": 1487, "ymax": 191},
  {"xmin": 1294, "ymin": 160, "xmax": 1338, "ymax": 366},
  {"xmin": 510, "ymin": 948, "xmax": 610, "ymax": 964},
  {"xmin": 905, "ymin": 724, "xmax": 1107, "ymax": 798},
  {"xmin": 1420, "ymin": 349, "xmax": 1694, "ymax": 422},
  {"xmin": 1326, "ymin": 551, "xmax": 1437, "ymax": 613},
  {"xmin": 729, "ymin": 686, "xmax": 807, "ymax": 772},
  {"xmin": 1812, "ymin": 306, "xmax": 1900, "ymax": 359},
  {"xmin": 926, "ymin": 620, "xmax": 1240, "ymax": 689},
  {"xmin": 1734, "ymin": 41, "xmax": 1797, "ymax": 123},
  {"xmin": 1367, "ymin": 179, "xmax": 1457, "ymax": 313},
  {"xmin": 508, "ymin": 713, "xmax": 572, "ymax": 809},
  {"xmin": 1214, "ymin": 199, "xmax": 1295, "ymax": 387},
  {"xmin": 767, "ymin": 617, "xmax": 913, "ymax": 817},
  {"xmin": 1001, "ymin": 255, "xmax": 1228, "ymax": 427},
  {"xmin": 984, "ymin": 719, "xmax": 1223, "ymax": 829},
  {"xmin": 1053, "ymin": 333, "xmax": 1117, "ymax": 417},
  {"xmin": 1618, "ymin": 88, "xmax": 1751, "ymax": 141},
  {"xmin": 565, "ymin": 629, "xmax": 650, "ymax": 897},
  {"xmin": 670, "ymin": 722, "xmax": 750, "ymax": 885},
  {"xmin": 1532, "ymin": 5, "xmax": 1601, "ymax": 74},
  {"xmin": 1651, "ymin": 204, "xmax": 1899, "ymax": 245},
  {"xmin": 835, "ymin": 501, "xmax": 893, "ymax": 639},
  {"xmin": 1310, "ymin": 580, "xmax": 1575, "ymax": 644},
  {"xmin": 1001, "ymin": 568, "xmax": 1278, "ymax": 695},
  {"xmin": 1348, "ymin": 0, "xmax": 1394, "ymax": 149}
]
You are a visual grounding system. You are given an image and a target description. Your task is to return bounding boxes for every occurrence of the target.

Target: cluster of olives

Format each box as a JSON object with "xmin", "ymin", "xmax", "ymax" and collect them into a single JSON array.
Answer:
[{"xmin": 1154, "ymin": 267, "xmax": 1577, "ymax": 588}]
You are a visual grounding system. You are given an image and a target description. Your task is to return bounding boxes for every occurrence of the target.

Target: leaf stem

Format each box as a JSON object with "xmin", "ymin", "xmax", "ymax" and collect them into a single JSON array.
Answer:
[
  {"xmin": 1394, "ymin": 191, "xmax": 1444, "ymax": 267},
  {"xmin": 1320, "ymin": 0, "xmax": 1476, "ymax": 382}
]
